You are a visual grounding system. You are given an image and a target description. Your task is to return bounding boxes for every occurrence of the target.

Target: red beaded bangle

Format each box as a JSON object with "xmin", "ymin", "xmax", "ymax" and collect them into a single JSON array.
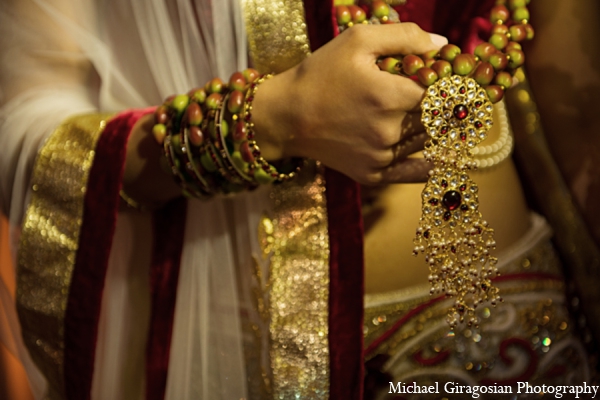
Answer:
[{"xmin": 152, "ymin": 70, "xmax": 303, "ymax": 197}]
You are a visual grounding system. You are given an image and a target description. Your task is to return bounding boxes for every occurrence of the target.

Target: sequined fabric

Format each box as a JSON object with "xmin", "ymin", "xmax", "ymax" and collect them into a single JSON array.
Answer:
[
  {"xmin": 267, "ymin": 163, "xmax": 330, "ymax": 399},
  {"xmin": 363, "ymin": 216, "xmax": 596, "ymax": 400},
  {"xmin": 243, "ymin": 0, "xmax": 311, "ymax": 74},
  {"xmin": 244, "ymin": 1, "xmax": 332, "ymax": 397},
  {"xmin": 16, "ymin": 114, "xmax": 110, "ymax": 400}
]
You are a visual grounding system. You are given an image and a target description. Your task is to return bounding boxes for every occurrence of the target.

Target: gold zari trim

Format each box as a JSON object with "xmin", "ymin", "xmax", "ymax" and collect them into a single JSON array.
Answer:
[
  {"xmin": 267, "ymin": 164, "xmax": 330, "ymax": 399},
  {"xmin": 244, "ymin": 0, "xmax": 331, "ymax": 397},
  {"xmin": 243, "ymin": 0, "xmax": 311, "ymax": 74},
  {"xmin": 17, "ymin": 113, "xmax": 111, "ymax": 399}
]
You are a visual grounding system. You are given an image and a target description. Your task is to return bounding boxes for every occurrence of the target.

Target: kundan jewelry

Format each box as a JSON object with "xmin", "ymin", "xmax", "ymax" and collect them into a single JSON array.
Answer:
[{"xmin": 336, "ymin": 0, "xmax": 534, "ymax": 327}]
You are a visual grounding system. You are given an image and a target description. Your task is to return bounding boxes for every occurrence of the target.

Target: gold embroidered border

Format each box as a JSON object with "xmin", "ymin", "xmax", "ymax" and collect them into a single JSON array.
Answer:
[
  {"xmin": 243, "ymin": 0, "xmax": 311, "ymax": 74},
  {"xmin": 244, "ymin": 0, "xmax": 331, "ymax": 397},
  {"xmin": 17, "ymin": 114, "xmax": 111, "ymax": 399},
  {"xmin": 268, "ymin": 164, "xmax": 330, "ymax": 399}
]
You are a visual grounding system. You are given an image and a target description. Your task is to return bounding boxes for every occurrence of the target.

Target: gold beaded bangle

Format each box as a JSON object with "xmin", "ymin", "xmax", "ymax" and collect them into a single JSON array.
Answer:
[
  {"xmin": 241, "ymin": 74, "xmax": 302, "ymax": 184},
  {"xmin": 119, "ymin": 189, "xmax": 146, "ymax": 212}
]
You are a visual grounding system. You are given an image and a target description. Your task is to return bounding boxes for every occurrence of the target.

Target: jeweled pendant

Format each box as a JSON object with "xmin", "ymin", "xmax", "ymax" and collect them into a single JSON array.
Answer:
[{"xmin": 415, "ymin": 76, "xmax": 501, "ymax": 328}]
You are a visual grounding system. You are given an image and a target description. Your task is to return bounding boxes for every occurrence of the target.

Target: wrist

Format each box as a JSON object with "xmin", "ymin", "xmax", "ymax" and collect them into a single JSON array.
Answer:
[
  {"xmin": 122, "ymin": 113, "xmax": 182, "ymax": 210},
  {"xmin": 250, "ymin": 68, "xmax": 304, "ymax": 161}
]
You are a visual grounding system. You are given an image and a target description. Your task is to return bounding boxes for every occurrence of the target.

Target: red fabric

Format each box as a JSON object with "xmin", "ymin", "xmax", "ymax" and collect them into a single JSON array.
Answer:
[
  {"xmin": 145, "ymin": 198, "xmax": 187, "ymax": 400},
  {"xmin": 64, "ymin": 108, "xmax": 154, "ymax": 400},
  {"xmin": 325, "ymin": 169, "xmax": 366, "ymax": 400},
  {"xmin": 302, "ymin": 0, "xmax": 338, "ymax": 50},
  {"xmin": 364, "ymin": 296, "xmax": 445, "ymax": 356},
  {"xmin": 303, "ymin": 1, "xmax": 366, "ymax": 398},
  {"xmin": 395, "ymin": 0, "xmax": 495, "ymax": 52},
  {"xmin": 363, "ymin": 272, "xmax": 563, "ymax": 357}
]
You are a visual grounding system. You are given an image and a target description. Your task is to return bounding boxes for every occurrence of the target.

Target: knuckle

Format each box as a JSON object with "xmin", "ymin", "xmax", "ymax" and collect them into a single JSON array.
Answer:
[
  {"xmin": 360, "ymin": 171, "xmax": 383, "ymax": 186},
  {"xmin": 372, "ymin": 150, "xmax": 393, "ymax": 168},
  {"xmin": 345, "ymin": 23, "xmax": 370, "ymax": 43},
  {"xmin": 401, "ymin": 22, "xmax": 425, "ymax": 43},
  {"xmin": 368, "ymin": 122, "xmax": 397, "ymax": 149},
  {"xmin": 401, "ymin": 22, "xmax": 420, "ymax": 36},
  {"xmin": 367, "ymin": 91, "xmax": 396, "ymax": 113},
  {"xmin": 379, "ymin": 130, "xmax": 398, "ymax": 149}
]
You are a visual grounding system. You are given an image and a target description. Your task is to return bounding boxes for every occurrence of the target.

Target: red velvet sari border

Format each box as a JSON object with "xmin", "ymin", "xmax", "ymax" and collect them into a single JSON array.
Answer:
[
  {"xmin": 303, "ymin": 1, "xmax": 365, "ymax": 398},
  {"xmin": 144, "ymin": 198, "xmax": 187, "ymax": 400},
  {"xmin": 63, "ymin": 109, "xmax": 153, "ymax": 400}
]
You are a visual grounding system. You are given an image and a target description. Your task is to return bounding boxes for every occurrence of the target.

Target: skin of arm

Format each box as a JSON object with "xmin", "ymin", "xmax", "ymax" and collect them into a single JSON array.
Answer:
[{"xmin": 122, "ymin": 23, "xmax": 448, "ymax": 207}]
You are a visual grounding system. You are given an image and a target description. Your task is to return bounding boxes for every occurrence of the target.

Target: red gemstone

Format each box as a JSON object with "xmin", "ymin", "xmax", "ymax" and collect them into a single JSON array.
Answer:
[
  {"xmin": 451, "ymin": 246, "xmax": 457, "ymax": 253},
  {"xmin": 459, "ymin": 184, "xmax": 466, "ymax": 191},
  {"xmin": 429, "ymin": 198, "xmax": 439, "ymax": 205},
  {"xmin": 441, "ymin": 179, "xmax": 448, "ymax": 188},
  {"xmin": 442, "ymin": 190, "xmax": 462, "ymax": 210},
  {"xmin": 453, "ymin": 104, "xmax": 468, "ymax": 120},
  {"xmin": 424, "ymin": 230, "xmax": 430, "ymax": 239},
  {"xmin": 461, "ymin": 204, "xmax": 469, "ymax": 211},
  {"xmin": 441, "ymin": 91, "xmax": 448, "ymax": 98},
  {"xmin": 441, "ymin": 126, "xmax": 448, "ymax": 135},
  {"xmin": 460, "ymin": 132, "xmax": 467, "ymax": 141},
  {"xmin": 432, "ymin": 109, "xmax": 440, "ymax": 116},
  {"xmin": 475, "ymin": 121, "xmax": 483, "ymax": 129},
  {"xmin": 244, "ymin": 113, "xmax": 252, "ymax": 122},
  {"xmin": 475, "ymin": 101, "xmax": 483, "ymax": 108},
  {"xmin": 459, "ymin": 86, "xmax": 466, "ymax": 94}
]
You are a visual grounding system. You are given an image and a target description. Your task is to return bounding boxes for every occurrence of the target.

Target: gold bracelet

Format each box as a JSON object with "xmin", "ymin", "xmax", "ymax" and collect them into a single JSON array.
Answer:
[{"xmin": 119, "ymin": 189, "xmax": 147, "ymax": 212}]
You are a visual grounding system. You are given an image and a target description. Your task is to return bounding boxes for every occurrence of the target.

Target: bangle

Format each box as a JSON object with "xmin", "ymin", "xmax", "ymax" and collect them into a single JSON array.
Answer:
[
  {"xmin": 240, "ymin": 74, "xmax": 302, "ymax": 184},
  {"xmin": 152, "ymin": 70, "xmax": 302, "ymax": 198},
  {"xmin": 119, "ymin": 189, "xmax": 146, "ymax": 212}
]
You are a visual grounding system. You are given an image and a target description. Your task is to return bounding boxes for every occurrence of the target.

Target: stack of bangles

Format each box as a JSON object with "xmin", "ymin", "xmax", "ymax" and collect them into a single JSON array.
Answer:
[{"xmin": 152, "ymin": 70, "xmax": 302, "ymax": 198}]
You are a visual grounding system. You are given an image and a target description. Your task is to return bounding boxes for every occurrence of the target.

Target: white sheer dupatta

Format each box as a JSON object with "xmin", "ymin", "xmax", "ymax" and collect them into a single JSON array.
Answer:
[{"xmin": 0, "ymin": 0, "xmax": 258, "ymax": 398}]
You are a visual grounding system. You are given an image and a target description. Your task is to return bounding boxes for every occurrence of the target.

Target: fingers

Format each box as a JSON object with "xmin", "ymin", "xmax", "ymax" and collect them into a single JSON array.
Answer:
[
  {"xmin": 378, "ymin": 157, "xmax": 432, "ymax": 183},
  {"xmin": 356, "ymin": 23, "xmax": 448, "ymax": 58},
  {"xmin": 390, "ymin": 132, "xmax": 428, "ymax": 160},
  {"xmin": 397, "ymin": 111, "xmax": 424, "ymax": 141},
  {"xmin": 382, "ymin": 74, "xmax": 427, "ymax": 112}
]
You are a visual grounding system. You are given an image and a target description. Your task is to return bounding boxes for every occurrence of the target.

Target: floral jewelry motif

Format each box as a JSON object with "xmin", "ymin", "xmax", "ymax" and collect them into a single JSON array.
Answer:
[{"xmin": 414, "ymin": 76, "xmax": 501, "ymax": 328}]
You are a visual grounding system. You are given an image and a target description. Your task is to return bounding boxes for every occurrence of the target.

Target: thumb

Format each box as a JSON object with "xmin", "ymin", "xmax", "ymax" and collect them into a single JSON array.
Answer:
[{"xmin": 362, "ymin": 22, "xmax": 448, "ymax": 57}]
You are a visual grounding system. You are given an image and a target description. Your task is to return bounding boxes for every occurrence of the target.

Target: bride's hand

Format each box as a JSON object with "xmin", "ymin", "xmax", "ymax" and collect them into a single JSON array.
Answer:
[{"xmin": 252, "ymin": 22, "xmax": 447, "ymax": 184}]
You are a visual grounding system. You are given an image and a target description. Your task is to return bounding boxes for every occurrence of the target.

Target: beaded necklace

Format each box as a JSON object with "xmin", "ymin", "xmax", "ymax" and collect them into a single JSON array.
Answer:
[
  {"xmin": 335, "ymin": 0, "xmax": 534, "ymax": 327},
  {"xmin": 335, "ymin": 0, "xmax": 533, "ymax": 103}
]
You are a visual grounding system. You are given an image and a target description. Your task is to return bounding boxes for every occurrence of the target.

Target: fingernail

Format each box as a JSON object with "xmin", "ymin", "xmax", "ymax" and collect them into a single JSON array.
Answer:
[{"xmin": 429, "ymin": 33, "xmax": 448, "ymax": 47}]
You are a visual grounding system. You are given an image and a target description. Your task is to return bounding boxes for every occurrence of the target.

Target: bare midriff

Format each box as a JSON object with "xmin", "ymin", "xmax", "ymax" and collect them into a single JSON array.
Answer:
[{"xmin": 363, "ymin": 107, "xmax": 531, "ymax": 294}]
